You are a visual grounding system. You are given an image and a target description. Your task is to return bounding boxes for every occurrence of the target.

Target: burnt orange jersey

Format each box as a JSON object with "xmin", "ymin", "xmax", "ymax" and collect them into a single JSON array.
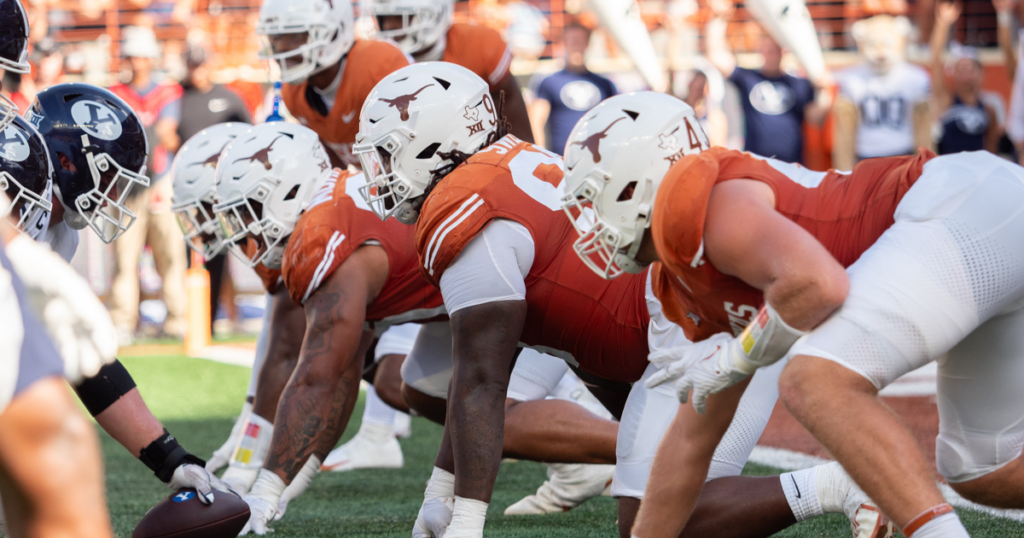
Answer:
[
  {"xmin": 282, "ymin": 40, "xmax": 410, "ymax": 166},
  {"xmin": 244, "ymin": 239, "xmax": 282, "ymax": 294},
  {"xmin": 282, "ymin": 169, "xmax": 445, "ymax": 325},
  {"xmin": 442, "ymin": 23, "xmax": 512, "ymax": 90},
  {"xmin": 415, "ymin": 136, "xmax": 650, "ymax": 383},
  {"xmin": 652, "ymin": 147, "xmax": 935, "ymax": 342}
]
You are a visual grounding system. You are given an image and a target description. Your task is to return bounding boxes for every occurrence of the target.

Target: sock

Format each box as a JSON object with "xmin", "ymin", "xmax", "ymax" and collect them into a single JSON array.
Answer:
[
  {"xmin": 446, "ymin": 496, "xmax": 488, "ymax": 538},
  {"xmin": 363, "ymin": 386, "xmax": 398, "ymax": 427},
  {"xmin": 907, "ymin": 512, "xmax": 968, "ymax": 538},
  {"xmin": 780, "ymin": 467, "xmax": 823, "ymax": 522}
]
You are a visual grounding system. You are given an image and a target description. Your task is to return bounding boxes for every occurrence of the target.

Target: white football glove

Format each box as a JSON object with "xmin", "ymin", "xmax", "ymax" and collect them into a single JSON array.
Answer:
[
  {"xmin": 443, "ymin": 497, "xmax": 488, "ymax": 538},
  {"xmin": 3, "ymin": 235, "xmax": 116, "ymax": 384},
  {"xmin": 239, "ymin": 471, "xmax": 285, "ymax": 536},
  {"xmin": 413, "ymin": 497, "xmax": 455, "ymax": 538},
  {"xmin": 645, "ymin": 332, "xmax": 747, "ymax": 414},
  {"xmin": 169, "ymin": 463, "xmax": 237, "ymax": 505},
  {"xmin": 275, "ymin": 455, "xmax": 320, "ymax": 520},
  {"xmin": 412, "ymin": 467, "xmax": 456, "ymax": 538}
]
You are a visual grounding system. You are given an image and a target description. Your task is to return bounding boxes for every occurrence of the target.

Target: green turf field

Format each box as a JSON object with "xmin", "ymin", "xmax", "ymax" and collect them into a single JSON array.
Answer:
[{"xmin": 105, "ymin": 356, "xmax": 1024, "ymax": 537}]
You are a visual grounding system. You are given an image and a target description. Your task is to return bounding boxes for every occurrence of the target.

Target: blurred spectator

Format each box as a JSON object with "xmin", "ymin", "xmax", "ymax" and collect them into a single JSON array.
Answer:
[
  {"xmin": 504, "ymin": 0, "xmax": 549, "ymax": 61},
  {"xmin": 178, "ymin": 41, "xmax": 252, "ymax": 332},
  {"xmin": 705, "ymin": 0, "xmax": 830, "ymax": 164},
  {"xmin": 833, "ymin": 15, "xmax": 930, "ymax": 170},
  {"xmin": 529, "ymin": 22, "xmax": 616, "ymax": 154},
  {"xmin": 681, "ymin": 68, "xmax": 729, "ymax": 147},
  {"xmin": 0, "ymin": 70, "xmax": 29, "ymax": 112},
  {"xmin": 178, "ymin": 43, "xmax": 252, "ymax": 141},
  {"xmin": 29, "ymin": 37, "xmax": 63, "ymax": 91},
  {"xmin": 929, "ymin": 2, "xmax": 1001, "ymax": 155},
  {"xmin": 108, "ymin": 26, "xmax": 187, "ymax": 344}
]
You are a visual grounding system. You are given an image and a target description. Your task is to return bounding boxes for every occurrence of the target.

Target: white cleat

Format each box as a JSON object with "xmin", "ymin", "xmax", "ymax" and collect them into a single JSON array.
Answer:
[
  {"xmin": 817, "ymin": 461, "xmax": 894, "ymax": 538},
  {"xmin": 320, "ymin": 422, "xmax": 403, "ymax": 472},
  {"xmin": 393, "ymin": 411, "xmax": 412, "ymax": 439},
  {"xmin": 504, "ymin": 463, "xmax": 614, "ymax": 515}
]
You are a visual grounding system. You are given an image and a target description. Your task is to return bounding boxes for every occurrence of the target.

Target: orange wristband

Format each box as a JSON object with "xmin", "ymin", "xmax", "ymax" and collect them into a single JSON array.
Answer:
[{"xmin": 903, "ymin": 503, "xmax": 955, "ymax": 537}]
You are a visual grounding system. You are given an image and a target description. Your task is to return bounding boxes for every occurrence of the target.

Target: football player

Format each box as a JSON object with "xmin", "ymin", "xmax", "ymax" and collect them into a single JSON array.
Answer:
[
  {"xmin": 0, "ymin": 221, "xmax": 113, "ymax": 538},
  {"xmin": 11, "ymin": 82, "xmax": 230, "ymax": 503},
  {"xmin": 256, "ymin": 0, "xmax": 410, "ymax": 167},
  {"xmin": 212, "ymin": 122, "xmax": 621, "ymax": 534},
  {"xmin": 169, "ymin": 122, "xmax": 307, "ymax": 484},
  {"xmin": 566, "ymin": 91, "xmax": 1024, "ymax": 538},
  {"xmin": 363, "ymin": 0, "xmax": 533, "ymax": 142},
  {"xmin": 357, "ymin": 64, "xmax": 888, "ymax": 538}
]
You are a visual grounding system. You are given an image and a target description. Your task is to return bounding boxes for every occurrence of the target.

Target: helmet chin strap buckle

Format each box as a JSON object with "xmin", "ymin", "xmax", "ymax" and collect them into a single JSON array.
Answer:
[{"xmin": 395, "ymin": 203, "xmax": 419, "ymax": 225}]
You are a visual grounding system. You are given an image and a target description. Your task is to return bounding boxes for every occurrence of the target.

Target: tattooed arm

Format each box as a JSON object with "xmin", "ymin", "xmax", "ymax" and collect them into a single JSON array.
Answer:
[{"xmin": 262, "ymin": 245, "xmax": 390, "ymax": 483}]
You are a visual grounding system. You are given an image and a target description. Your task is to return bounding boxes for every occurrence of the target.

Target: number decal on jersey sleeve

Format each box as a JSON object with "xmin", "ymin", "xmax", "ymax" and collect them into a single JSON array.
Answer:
[
  {"xmin": 507, "ymin": 147, "xmax": 565, "ymax": 211},
  {"xmin": 724, "ymin": 302, "xmax": 758, "ymax": 336}
]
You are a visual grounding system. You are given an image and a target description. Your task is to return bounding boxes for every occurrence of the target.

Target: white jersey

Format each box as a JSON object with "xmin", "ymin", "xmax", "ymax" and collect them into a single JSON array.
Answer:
[
  {"xmin": 38, "ymin": 217, "xmax": 80, "ymax": 263},
  {"xmin": 836, "ymin": 62, "xmax": 930, "ymax": 159}
]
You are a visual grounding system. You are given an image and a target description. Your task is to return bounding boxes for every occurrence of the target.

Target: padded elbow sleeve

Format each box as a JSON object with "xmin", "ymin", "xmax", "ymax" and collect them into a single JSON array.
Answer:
[{"xmin": 73, "ymin": 359, "xmax": 137, "ymax": 416}]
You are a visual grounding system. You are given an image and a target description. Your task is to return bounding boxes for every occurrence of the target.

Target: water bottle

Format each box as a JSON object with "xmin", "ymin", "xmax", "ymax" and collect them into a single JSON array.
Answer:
[{"xmin": 265, "ymin": 81, "xmax": 284, "ymax": 123}]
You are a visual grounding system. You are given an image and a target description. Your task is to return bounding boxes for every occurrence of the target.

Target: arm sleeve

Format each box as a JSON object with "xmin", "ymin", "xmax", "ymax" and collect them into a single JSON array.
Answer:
[{"xmin": 438, "ymin": 219, "xmax": 535, "ymax": 314}]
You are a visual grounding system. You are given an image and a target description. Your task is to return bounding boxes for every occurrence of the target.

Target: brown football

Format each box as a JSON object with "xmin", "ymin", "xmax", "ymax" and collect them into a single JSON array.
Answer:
[{"xmin": 132, "ymin": 488, "xmax": 250, "ymax": 538}]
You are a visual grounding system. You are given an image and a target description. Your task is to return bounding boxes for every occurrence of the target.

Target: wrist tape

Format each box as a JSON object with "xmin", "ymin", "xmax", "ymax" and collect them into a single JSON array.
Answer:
[
  {"xmin": 139, "ymin": 430, "xmax": 206, "ymax": 483},
  {"xmin": 730, "ymin": 303, "xmax": 807, "ymax": 375}
]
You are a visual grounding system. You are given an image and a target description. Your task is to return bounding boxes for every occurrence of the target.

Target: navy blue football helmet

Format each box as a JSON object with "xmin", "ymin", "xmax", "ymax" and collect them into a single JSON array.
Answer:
[
  {"xmin": 0, "ymin": 0, "xmax": 31, "ymax": 132},
  {"xmin": 0, "ymin": 115, "xmax": 52, "ymax": 239},
  {"xmin": 26, "ymin": 83, "xmax": 149, "ymax": 242}
]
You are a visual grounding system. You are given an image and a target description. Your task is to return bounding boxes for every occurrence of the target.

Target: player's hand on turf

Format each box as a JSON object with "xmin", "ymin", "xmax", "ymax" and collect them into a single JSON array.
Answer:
[
  {"xmin": 646, "ymin": 332, "xmax": 749, "ymax": 413},
  {"xmin": 274, "ymin": 455, "xmax": 320, "ymax": 521},
  {"xmin": 170, "ymin": 463, "xmax": 237, "ymax": 504},
  {"xmin": 412, "ymin": 496, "xmax": 455, "ymax": 537},
  {"xmin": 240, "ymin": 495, "xmax": 277, "ymax": 535},
  {"xmin": 3, "ymin": 235, "xmax": 117, "ymax": 384}
]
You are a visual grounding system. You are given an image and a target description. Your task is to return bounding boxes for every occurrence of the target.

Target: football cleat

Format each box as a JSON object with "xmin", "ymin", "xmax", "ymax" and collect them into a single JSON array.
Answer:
[
  {"xmin": 817, "ymin": 461, "xmax": 894, "ymax": 538},
  {"xmin": 320, "ymin": 422, "xmax": 404, "ymax": 472},
  {"xmin": 393, "ymin": 410, "xmax": 412, "ymax": 439},
  {"xmin": 504, "ymin": 463, "xmax": 613, "ymax": 515}
]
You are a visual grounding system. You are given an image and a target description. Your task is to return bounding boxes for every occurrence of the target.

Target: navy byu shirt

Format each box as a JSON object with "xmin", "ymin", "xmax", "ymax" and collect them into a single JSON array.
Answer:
[
  {"xmin": 535, "ymin": 69, "xmax": 617, "ymax": 155},
  {"xmin": 729, "ymin": 67, "xmax": 813, "ymax": 164}
]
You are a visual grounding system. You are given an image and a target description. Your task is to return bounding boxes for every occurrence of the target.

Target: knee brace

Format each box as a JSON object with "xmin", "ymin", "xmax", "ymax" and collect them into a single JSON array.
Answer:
[{"xmin": 73, "ymin": 360, "xmax": 137, "ymax": 416}]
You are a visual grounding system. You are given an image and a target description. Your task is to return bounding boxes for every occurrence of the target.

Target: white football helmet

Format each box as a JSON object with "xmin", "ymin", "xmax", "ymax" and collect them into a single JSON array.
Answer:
[
  {"xmin": 365, "ymin": 0, "xmax": 454, "ymax": 55},
  {"xmin": 355, "ymin": 62, "xmax": 495, "ymax": 223},
  {"xmin": 171, "ymin": 122, "xmax": 252, "ymax": 260},
  {"xmin": 212, "ymin": 122, "xmax": 333, "ymax": 269},
  {"xmin": 256, "ymin": 0, "xmax": 355, "ymax": 83},
  {"xmin": 562, "ymin": 92, "xmax": 709, "ymax": 279}
]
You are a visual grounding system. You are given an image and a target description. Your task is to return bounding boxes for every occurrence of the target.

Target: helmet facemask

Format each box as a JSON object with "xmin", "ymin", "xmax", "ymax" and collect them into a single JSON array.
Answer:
[
  {"xmin": 562, "ymin": 172, "xmax": 651, "ymax": 279},
  {"xmin": 258, "ymin": 27, "xmax": 343, "ymax": 83},
  {"xmin": 65, "ymin": 145, "xmax": 150, "ymax": 243},
  {"xmin": 214, "ymin": 180, "xmax": 289, "ymax": 270},
  {"xmin": 0, "ymin": 94, "xmax": 18, "ymax": 132},
  {"xmin": 369, "ymin": 0, "xmax": 453, "ymax": 55},
  {"xmin": 0, "ymin": 172, "xmax": 53, "ymax": 240},
  {"xmin": 355, "ymin": 128, "xmax": 428, "ymax": 224},
  {"xmin": 174, "ymin": 194, "xmax": 228, "ymax": 260}
]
